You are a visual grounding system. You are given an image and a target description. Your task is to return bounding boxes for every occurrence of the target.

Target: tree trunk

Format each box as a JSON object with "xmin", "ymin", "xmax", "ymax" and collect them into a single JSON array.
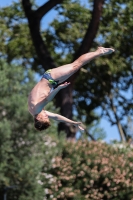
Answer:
[
  {"xmin": 56, "ymin": 0, "xmax": 105, "ymax": 139},
  {"xmin": 110, "ymin": 98, "xmax": 125, "ymax": 142},
  {"xmin": 22, "ymin": 0, "xmax": 64, "ymax": 70}
]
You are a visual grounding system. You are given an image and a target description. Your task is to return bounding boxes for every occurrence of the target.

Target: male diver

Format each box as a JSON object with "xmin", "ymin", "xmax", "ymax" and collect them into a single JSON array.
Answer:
[{"xmin": 28, "ymin": 47, "xmax": 115, "ymax": 131}]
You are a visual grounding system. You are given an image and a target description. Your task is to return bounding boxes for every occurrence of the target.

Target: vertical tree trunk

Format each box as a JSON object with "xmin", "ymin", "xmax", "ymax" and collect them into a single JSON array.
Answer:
[
  {"xmin": 22, "ymin": 0, "xmax": 64, "ymax": 70},
  {"xmin": 56, "ymin": 80, "xmax": 77, "ymax": 139},
  {"xmin": 56, "ymin": 0, "xmax": 105, "ymax": 139},
  {"xmin": 110, "ymin": 98, "xmax": 125, "ymax": 142},
  {"xmin": 111, "ymin": 104, "xmax": 125, "ymax": 142}
]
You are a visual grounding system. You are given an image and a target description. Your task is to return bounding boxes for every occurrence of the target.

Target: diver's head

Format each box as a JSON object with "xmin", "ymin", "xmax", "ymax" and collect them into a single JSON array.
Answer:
[{"xmin": 34, "ymin": 110, "xmax": 50, "ymax": 131}]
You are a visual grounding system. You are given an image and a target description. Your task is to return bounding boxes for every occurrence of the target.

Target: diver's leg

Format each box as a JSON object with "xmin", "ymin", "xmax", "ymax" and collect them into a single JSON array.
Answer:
[{"xmin": 50, "ymin": 47, "xmax": 114, "ymax": 84}]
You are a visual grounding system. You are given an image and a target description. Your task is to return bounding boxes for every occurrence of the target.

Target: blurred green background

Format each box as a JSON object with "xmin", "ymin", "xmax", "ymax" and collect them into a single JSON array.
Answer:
[{"xmin": 0, "ymin": 0, "xmax": 133, "ymax": 199}]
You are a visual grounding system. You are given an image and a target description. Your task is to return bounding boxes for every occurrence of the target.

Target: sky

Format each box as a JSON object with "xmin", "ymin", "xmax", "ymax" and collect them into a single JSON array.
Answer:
[{"xmin": 0, "ymin": 0, "xmax": 120, "ymax": 143}]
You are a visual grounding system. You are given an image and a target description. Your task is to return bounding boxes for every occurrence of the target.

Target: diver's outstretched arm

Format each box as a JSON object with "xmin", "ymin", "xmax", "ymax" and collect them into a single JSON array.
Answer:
[{"xmin": 45, "ymin": 110, "xmax": 85, "ymax": 131}]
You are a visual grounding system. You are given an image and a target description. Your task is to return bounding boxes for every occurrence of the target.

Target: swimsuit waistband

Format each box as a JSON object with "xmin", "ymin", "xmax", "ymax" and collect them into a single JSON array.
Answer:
[{"xmin": 42, "ymin": 69, "xmax": 59, "ymax": 89}]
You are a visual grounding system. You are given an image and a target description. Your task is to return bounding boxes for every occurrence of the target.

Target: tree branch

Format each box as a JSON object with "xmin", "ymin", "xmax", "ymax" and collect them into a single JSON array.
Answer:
[
  {"xmin": 110, "ymin": 97, "xmax": 125, "ymax": 142},
  {"xmin": 22, "ymin": 0, "xmax": 58, "ymax": 70},
  {"xmin": 84, "ymin": 129, "xmax": 96, "ymax": 141},
  {"xmin": 36, "ymin": 0, "xmax": 64, "ymax": 21}
]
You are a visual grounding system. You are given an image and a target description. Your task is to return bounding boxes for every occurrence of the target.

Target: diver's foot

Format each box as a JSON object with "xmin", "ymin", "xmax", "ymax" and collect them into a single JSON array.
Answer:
[{"xmin": 98, "ymin": 47, "xmax": 115, "ymax": 56}]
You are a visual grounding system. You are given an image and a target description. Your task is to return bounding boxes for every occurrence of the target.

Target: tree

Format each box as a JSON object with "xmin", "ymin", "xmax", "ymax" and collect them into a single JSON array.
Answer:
[
  {"xmin": 41, "ymin": 139, "xmax": 133, "ymax": 199},
  {"xmin": 1, "ymin": 0, "xmax": 132, "ymax": 141},
  {"xmin": 38, "ymin": 0, "xmax": 133, "ymax": 141},
  {"xmin": 96, "ymin": 0, "xmax": 133, "ymax": 141},
  {"xmin": 21, "ymin": 0, "xmax": 105, "ymax": 139},
  {"xmin": 0, "ymin": 60, "xmax": 58, "ymax": 199},
  {"xmin": 0, "ymin": 0, "xmax": 105, "ymax": 140}
]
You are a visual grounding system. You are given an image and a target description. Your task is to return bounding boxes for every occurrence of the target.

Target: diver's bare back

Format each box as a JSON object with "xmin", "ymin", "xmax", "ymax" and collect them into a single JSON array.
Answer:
[{"xmin": 28, "ymin": 78, "xmax": 52, "ymax": 116}]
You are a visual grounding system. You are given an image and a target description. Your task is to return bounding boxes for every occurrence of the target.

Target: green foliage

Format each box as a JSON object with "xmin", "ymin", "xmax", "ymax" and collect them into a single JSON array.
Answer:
[
  {"xmin": 96, "ymin": 0, "xmax": 133, "ymax": 138},
  {"xmin": 43, "ymin": 0, "xmax": 90, "ymax": 65},
  {"xmin": 0, "ymin": 60, "xmax": 41, "ymax": 199},
  {"xmin": 1, "ymin": 0, "xmax": 133, "ymax": 197},
  {"xmin": 0, "ymin": 2, "xmax": 39, "ymax": 70},
  {"xmin": 41, "ymin": 140, "xmax": 133, "ymax": 200},
  {"xmin": 43, "ymin": 0, "xmax": 133, "ymax": 139},
  {"xmin": 1, "ymin": 0, "xmax": 133, "ymax": 140},
  {"xmin": 0, "ymin": 60, "xmax": 59, "ymax": 199}
]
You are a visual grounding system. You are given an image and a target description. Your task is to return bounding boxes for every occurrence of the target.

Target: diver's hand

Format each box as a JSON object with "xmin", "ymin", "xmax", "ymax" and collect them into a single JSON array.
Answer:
[
  {"xmin": 58, "ymin": 82, "xmax": 70, "ymax": 89},
  {"xmin": 75, "ymin": 122, "xmax": 85, "ymax": 131}
]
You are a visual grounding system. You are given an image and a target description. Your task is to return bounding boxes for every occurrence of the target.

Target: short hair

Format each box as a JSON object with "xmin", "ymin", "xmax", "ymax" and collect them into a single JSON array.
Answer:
[{"xmin": 34, "ymin": 117, "xmax": 50, "ymax": 131}]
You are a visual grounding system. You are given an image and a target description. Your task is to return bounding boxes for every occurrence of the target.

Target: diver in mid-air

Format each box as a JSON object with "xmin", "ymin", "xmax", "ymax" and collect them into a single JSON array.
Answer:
[{"xmin": 28, "ymin": 47, "xmax": 115, "ymax": 131}]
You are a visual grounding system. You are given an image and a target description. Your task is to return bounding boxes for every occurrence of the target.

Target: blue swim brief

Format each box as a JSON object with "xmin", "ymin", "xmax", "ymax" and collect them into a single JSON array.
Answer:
[{"xmin": 42, "ymin": 69, "xmax": 59, "ymax": 89}]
